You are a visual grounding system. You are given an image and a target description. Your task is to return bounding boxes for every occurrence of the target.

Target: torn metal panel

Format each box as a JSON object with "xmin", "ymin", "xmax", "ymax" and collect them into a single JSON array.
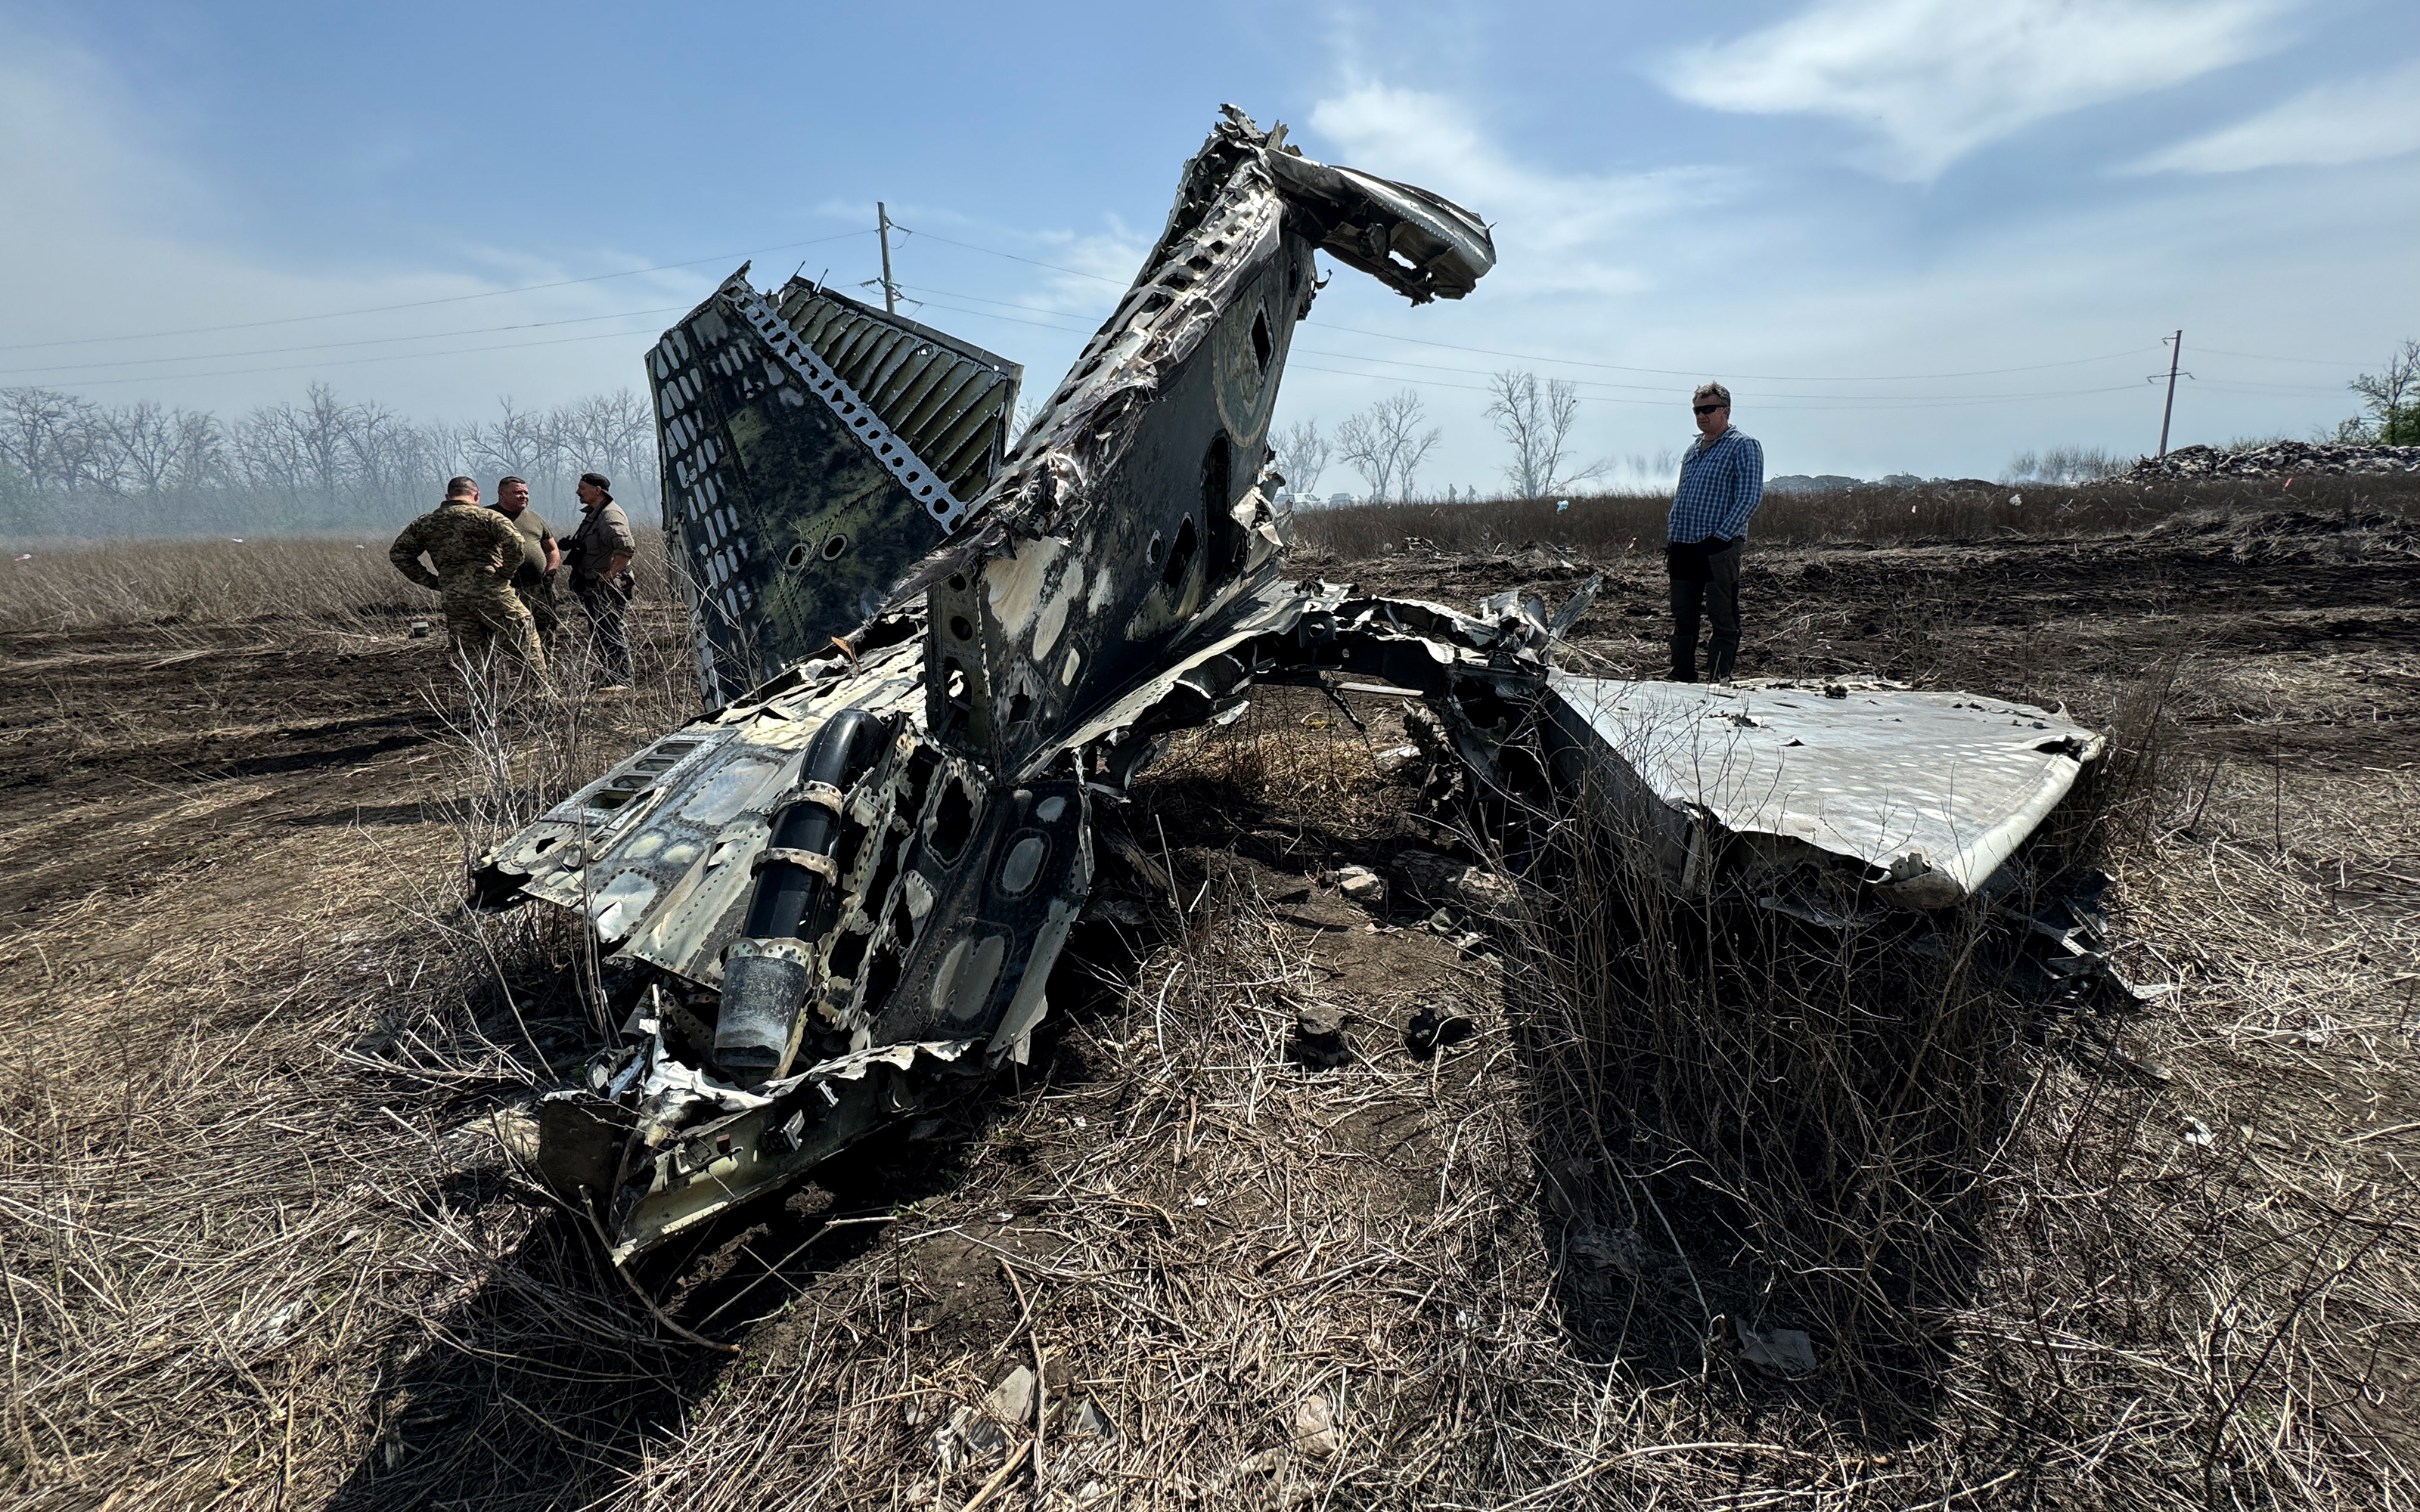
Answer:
[
  {"xmin": 922, "ymin": 106, "xmax": 1496, "ymax": 778},
  {"xmin": 649, "ymin": 275, "xmax": 1019, "ymax": 705},
  {"xmin": 1260, "ymin": 149, "xmax": 1494, "ymax": 303},
  {"xmin": 768, "ymin": 278, "xmax": 1016, "ymax": 506},
  {"xmin": 1542, "ymin": 676, "xmax": 2108, "ymax": 907},
  {"xmin": 473, "ymin": 636, "xmax": 932, "ymax": 974}
]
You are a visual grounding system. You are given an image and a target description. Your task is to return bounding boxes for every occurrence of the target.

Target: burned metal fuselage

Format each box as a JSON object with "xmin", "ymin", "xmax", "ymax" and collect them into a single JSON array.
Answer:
[
  {"xmin": 474, "ymin": 108, "xmax": 1512, "ymax": 1259},
  {"xmin": 474, "ymin": 109, "xmax": 2114, "ymax": 1262}
]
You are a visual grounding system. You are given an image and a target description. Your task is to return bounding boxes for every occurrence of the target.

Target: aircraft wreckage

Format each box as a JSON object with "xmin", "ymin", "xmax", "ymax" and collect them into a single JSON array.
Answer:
[{"xmin": 472, "ymin": 108, "xmax": 2114, "ymax": 1260}]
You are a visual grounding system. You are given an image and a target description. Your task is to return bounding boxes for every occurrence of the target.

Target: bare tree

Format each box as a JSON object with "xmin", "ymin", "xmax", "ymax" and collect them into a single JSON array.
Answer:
[
  {"xmin": 0, "ymin": 383, "xmax": 657, "ymax": 537},
  {"xmin": 343, "ymin": 400, "xmax": 432, "ymax": 507},
  {"xmin": 2348, "ymin": 339, "xmax": 2420, "ymax": 445},
  {"xmin": 1337, "ymin": 390, "xmax": 1441, "ymax": 503},
  {"xmin": 1335, "ymin": 411, "xmax": 1389, "ymax": 502},
  {"xmin": 171, "ymin": 409, "xmax": 228, "ymax": 494},
  {"xmin": 292, "ymin": 383, "xmax": 355, "ymax": 510},
  {"xmin": 1486, "ymin": 370, "xmax": 1608, "ymax": 499},
  {"xmin": 466, "ymin": 396, "xmax": 556, "ymax": 490},
  {"xmin": 107, "ymin": 402, "xmax": 181, "ymax": 500},
  {"xmin": 563, "ymin": 389, "xmax": 656, "ymax": 506},
  {"xmin": 0, "ymin": 389, "xmax": 102, "ymax": 492},
  {"xmin": 1272, "ymin": 418, "xmax": 1331, "ymax": 496}
]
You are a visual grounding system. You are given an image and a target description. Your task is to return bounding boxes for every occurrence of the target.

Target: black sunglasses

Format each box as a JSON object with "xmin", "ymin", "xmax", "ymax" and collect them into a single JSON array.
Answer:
[{"xmin": 1692, "ymin": 403, "xmax": 1727, "ymax": 415}]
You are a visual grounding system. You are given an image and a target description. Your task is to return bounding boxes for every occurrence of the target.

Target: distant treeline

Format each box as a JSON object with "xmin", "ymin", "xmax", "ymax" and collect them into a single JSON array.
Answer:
[{"xmin": 0, "ymin": 383, "xmax": 660, "ymax": 539}]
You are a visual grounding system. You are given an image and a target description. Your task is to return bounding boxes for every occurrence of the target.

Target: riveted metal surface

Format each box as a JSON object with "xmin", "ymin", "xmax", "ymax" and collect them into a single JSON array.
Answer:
[{"xmin": 648, "ymin": 275, "xmax": 1019, "ymax": 706}]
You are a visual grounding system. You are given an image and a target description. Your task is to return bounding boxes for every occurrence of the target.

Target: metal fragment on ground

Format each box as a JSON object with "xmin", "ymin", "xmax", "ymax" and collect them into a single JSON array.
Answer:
[{"xmin": 1544, "ymin": 675, "xmax": 2107, "ymax": 908}]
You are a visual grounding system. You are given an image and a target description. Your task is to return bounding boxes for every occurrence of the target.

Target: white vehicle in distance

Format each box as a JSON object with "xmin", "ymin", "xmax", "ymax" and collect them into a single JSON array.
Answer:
[{"xmin": 1328, "ymin": 492, "xmax": 1357, "ymax": 508}]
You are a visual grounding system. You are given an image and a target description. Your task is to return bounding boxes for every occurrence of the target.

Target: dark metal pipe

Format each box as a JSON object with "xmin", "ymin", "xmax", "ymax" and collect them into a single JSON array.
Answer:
[{"xmin": 716, "ymin": 708, "xmax": 892, "ymax": 1074}]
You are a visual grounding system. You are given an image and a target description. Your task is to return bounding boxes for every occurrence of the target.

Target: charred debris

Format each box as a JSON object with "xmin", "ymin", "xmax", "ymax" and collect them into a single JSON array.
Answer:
[{"xmin": 470, "ymin": 108, "xmax": 2121, "ymax": 1261}]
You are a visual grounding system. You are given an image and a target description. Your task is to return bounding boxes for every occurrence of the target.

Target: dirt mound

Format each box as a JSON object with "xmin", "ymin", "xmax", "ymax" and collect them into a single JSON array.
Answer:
[{"xmin": 2126, "ymin": 439, "xmax": 2420, "ymax": 482}]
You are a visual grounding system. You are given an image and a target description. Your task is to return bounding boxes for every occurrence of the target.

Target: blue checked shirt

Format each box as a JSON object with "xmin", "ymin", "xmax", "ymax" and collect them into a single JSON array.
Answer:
[{"xmin": 1667, "ymin": 427, "xmax": 1764, "ymax": 544}]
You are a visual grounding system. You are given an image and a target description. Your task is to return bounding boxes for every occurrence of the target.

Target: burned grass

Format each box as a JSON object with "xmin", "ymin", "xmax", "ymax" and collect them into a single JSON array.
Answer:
[
  {"xmin": 1292, "ymin": 476, "xmax": 2420, "ymax": 562},
  {"xmin": 3, "ymin": 503, "xmax": 2416, "ymax": 1508}
]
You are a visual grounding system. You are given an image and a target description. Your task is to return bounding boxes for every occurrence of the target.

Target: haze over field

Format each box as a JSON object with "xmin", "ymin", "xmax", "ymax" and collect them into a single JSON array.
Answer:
[{"xmin": 4, "ymin": 0, "xmax": 2418, "ymax": 487}]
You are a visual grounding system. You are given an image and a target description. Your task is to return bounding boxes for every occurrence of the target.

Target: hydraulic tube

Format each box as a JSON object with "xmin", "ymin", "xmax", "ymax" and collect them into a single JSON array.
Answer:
[{"xmin": 716, "ymin": 708, "xmax": 892, "ymax": 1075}]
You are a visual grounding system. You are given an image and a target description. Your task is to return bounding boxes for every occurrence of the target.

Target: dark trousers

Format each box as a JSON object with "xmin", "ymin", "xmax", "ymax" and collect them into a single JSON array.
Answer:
[
  {"xmin": 573, "ymin": 578, "xmax": 633, "ymax": 683},
  {"xmin": 1668, "ymin": 538, "xmax": 1743, "ymax": 682},
  {"xmin": 517, "ymin": 580, "xmax": 561, "ymax": 651}
]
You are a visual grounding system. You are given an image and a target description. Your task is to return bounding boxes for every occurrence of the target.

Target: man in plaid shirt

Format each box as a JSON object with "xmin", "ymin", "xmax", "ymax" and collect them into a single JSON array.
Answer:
[{"xmin": 1665, "ymin": 381, "xmax": 1764, "ymax": 682}]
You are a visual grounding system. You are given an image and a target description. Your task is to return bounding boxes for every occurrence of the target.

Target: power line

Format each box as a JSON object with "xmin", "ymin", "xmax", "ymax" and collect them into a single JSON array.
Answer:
[
  {"xmin": 46, "ymin": 323, "xmax": 672, "ymax": 389},
  {"xmin": 899, "ymin": 296, "xmax": 1096, "ymax": 335},
  {"xmin": 901, "ymin": 286, "xmax": 2207, "ymax": 407},
  {"xmin": 0, "ymin": 305, "xmax": 689, "ymax": 379},
  {"xmin": 1289, "ymin": 340, "xmax": 2139, "ymax": 401},
  {"xmin": 2192, "ymin": 378, "xmax": 2350, "ymax": 395},
  {"xmin": 7, "ymin": 209, "xmax": 2384, "ymax": 409},
  {"xmin": 1289, "ymin": 359, "xmax": 2149, "ymax": 411},
  {"xmin": 898, "ymin": 235, "xmax": 2187, "ymax": 383},
  {"xmin": 2195, "ymin": 345, "xmax": 2375, "ymax": 367},
  {"xmin": 899, "ymin": 231, "xmax": 1131, "ymax": 287},
  {"xmin": 1304, "ymin": 322, "xmax": 2161, "ymax": 384},
  {"xmin": 0, "ymin": 231, "xmax": 873, "ymax": 354}
]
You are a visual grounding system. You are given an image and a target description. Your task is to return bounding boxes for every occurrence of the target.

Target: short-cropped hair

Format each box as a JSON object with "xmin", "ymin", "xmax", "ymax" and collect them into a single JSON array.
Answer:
[
  {"xmin": 444, "ymin": 476, "xmax": 478, "ymax": 498},
  {"xmin": 497, "ymin": 475, "xmax": 528, "ymax": 490},
  {"xmin": 579, "ymin": 471, "xmax": 612, "ymax": 491},
  {"xmin": 1692, "ymin": 381, "xmax": 1731, "ymax": 407}
]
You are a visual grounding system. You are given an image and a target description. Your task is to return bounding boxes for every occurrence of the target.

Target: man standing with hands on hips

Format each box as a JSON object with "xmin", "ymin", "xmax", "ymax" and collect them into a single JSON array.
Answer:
[
  {"xmin": 1665, "ymin": 382, "xmax": 1764, "ymax": 683},
  {"xmin": 565, "ymin": 471, "xmax": 638, "ymax": 691}
]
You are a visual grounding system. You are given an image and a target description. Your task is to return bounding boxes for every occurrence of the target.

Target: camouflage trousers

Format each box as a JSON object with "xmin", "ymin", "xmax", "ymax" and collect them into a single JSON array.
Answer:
[{"xmin": 442, "ymin": 587, "xmax": 548, "ymax": 675}]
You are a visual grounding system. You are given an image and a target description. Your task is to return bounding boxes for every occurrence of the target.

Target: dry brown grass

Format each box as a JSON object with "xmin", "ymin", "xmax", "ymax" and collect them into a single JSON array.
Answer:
[
  {"xmin": 1457, "ymin": 662, "xmax": 2420, "ymax": 1508},
  {"xmin": 1292, "ymin": 478, "xmax": 2420, "ymax": 561},
  {"xmin": 2, "ymin": 521, "xmax": 2414, "ymax": 1509},
  {"xmin": 0, "ymin": 560, "xmax": 711, "ymax": 1509},
  {"xmin": 0, "ymin": 528, "xmax": 678, "ymax": 636}
]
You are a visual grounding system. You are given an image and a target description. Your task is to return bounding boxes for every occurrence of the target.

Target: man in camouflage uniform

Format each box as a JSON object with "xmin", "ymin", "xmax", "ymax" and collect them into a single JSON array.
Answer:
[
  {"xmin": 389, "ymin": 476, "xmax": 548, "ymax": 675},
  {"xmin": 565, "ymin": 471, "xmax": 637, "ymax": 689},
  {"xmin": 491, "ymin": 474, "xmax": 562, "ymax": 652}
]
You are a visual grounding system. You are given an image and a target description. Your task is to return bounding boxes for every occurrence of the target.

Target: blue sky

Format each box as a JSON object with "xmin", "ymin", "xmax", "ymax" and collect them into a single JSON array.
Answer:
[{"xmin": 5, "ymin": 0, "xmax": 2418, "ymax": 488}]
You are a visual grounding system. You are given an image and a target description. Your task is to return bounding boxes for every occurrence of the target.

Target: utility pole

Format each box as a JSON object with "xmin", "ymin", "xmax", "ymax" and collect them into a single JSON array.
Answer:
[
  {"xmin": 876, "ymin": 203, "xmax": 899, "ymax": 315},
  {"xmin": 2157, "ymin": 329, "xmax": 2183, "ymax": 457}
]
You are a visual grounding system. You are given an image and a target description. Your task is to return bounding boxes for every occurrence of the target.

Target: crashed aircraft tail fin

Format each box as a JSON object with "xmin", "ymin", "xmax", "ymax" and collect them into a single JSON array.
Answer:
[{"xmin": 652, "ymin": 274, "xmax": 1019, "ymax": 705}]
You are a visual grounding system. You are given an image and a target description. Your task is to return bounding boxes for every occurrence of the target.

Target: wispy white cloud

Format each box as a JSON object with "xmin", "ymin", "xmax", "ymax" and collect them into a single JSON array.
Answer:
[
  {"xmin": 1268, "ymin": 64, "xmax": 2420, "ymax": 487},
  {"xmin": 2130, "ymin": 57, "xmax": 2420, "ymax": 172},
  {"xmin": 1308, "ymin": 82, "xmax": 1730, "ymax": 298},
  {"xmin": 0, "ymin": 20, "xmax": 709, "ymax": 418},
  {"xmin": 1665, "ymin": 0, "xmax": 2288, "ymax": 181}
]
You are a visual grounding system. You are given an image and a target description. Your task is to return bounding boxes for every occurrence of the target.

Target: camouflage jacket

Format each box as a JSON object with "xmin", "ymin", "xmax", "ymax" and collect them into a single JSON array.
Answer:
[{"xmin": 389, "ymin": 502, "xmax": 523, "ymax": 595}]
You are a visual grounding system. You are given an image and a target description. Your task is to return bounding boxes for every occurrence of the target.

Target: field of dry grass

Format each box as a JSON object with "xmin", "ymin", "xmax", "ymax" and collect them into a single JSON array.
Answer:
[
  {"xmin": 1292, "ymin": 475, "xmax": 2420, "ymax": 561},
  {"xmin": 2, "ymin": 494, "xmax": 2415, "ymax": 1510},
  {"xmin": 0, "ymin": 529, "xmax": 680, "ymax": 637}
]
